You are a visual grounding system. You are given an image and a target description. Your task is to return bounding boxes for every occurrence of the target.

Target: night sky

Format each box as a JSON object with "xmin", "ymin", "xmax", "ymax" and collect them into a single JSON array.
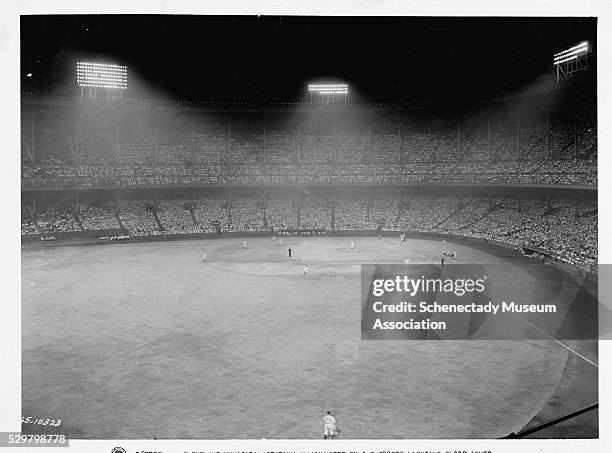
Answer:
[{"xmin": 20, "ymin": 15, "xmax": 597, "ymax": 103}]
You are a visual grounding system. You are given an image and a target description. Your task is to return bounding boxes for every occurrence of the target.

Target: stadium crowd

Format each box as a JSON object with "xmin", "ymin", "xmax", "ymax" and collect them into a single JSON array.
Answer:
[
  {"xmin": 21, "ymin": 116, "xmax": 597, "ymax": 188},
  {"xmin": 22, "ymin": 193, "xmax": 597, "ymax": 272},
  {"xmin": 21, "ymin": 110, "xmax": 597, "ymax": 272}
]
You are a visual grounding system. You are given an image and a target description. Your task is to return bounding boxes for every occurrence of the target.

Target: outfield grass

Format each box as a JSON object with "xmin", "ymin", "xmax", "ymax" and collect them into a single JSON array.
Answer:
[{"xmin": 21, "ymin": 236, "xmax": 596, "ymax": 438}]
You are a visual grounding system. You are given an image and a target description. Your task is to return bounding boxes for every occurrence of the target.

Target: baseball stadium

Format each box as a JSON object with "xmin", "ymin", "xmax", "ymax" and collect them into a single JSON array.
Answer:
[{"xmin": 20, "ymin": 16, "xmax": 598, "ymax": 439}]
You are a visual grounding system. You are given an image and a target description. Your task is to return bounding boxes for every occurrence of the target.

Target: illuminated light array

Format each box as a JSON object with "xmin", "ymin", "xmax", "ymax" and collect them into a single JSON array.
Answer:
[
  {"xmin": 553, "ymin": 42, "xmax": 589, "ymax": 65},
  {"xmin": 308, "ymin": 83, "xmax": 349, "ymax": 95},
  {"xmin": 554, "ymin": 54, "xmax": 579, "ymax": 65},
  {"xmin": 77, "ymin": 62, "xmax": 128, "ymax": 89}
]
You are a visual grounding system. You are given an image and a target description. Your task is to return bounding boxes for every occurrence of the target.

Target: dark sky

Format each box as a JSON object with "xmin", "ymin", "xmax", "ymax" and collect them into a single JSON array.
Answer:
[{"xmin": 20, "ymin": 15, "xmax": 596, "ymax": 103}]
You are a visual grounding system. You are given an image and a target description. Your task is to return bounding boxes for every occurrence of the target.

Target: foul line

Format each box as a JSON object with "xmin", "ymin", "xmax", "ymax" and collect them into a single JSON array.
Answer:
[{"xmin": 512, "ymin": 313, "xmax": 599, "ymax": 368}]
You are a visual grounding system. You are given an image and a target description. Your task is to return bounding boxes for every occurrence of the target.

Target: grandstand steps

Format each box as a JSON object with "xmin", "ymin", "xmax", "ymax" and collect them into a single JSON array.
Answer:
[
  {"xmin": 33, "ymin": 219, "xmax": 43, "ymax": 235},
  {"xmin": 152, "ymin": 211, "xmax": 164, "ymax": 232},
  {"xmin": 577, "ymin": 209, "xmax": 597, "ymax": 219},
  {"xmin": 73, "ymin": 212, "xmax": 85, "ymax": 231},
  {"xmin": 189, "ymin": 209, "xmax": 198, "ymax": 227},
  {"xmin": 582, "ymin": 143, "xmax": 597, "ymax": 160},
  {"xmin": 434, "ymin": 202, "xmax": 466, "ymax": 229},
  {"xmin": 394, "ymin": 209, "xmax": 403, "ymax": 229},
  {"xmin": 393, "ymin": 199, "xmax": 406, "ymax": 228},
  {"xmin": 505, "ymin": 225, "xmax": 531, "ymax": 237},
  {"xmin": 460, "ymin": 210, "xmax": 495, "ymax": 232},
  {"xmin": 533, "ymin": 239, "xmax": 549, "ymax": 249},
  {"xmin": 460, "ymin": 201, "xmax": 506, "ymax": 231},
  {"xmin": 543, "ymin": 206, "xmax": 565, "ymax": 217},
  {"xmin": 556, "ymin": 139, "xmax": 575, "ymax": 158},
  {"xmin": 521, "ymin": 134, "xmax": 546, "ymax": 161},
  {"xmin": 113, "ymin": 210, "xmax": 125, "ymax": 231}
]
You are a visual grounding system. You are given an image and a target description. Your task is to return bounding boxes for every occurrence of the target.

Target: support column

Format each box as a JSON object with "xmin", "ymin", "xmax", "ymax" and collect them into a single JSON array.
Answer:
[
  {"xmin": 397, "ymin": 121, "xmax": 401, "ymax": 163},
  {"xmin": 546, "ymin": 112, "xmax": 550, "ymax": 160},
  {"xmin": 457, "ymin": 119, "xmax": 461, "ymax": 161},
  {"xmin": 74, "ymin": 121, "xmax": 79, "ymax": 166},
  {"xmin": 332, "ymin": 127, "xmax": 336, "ymax": 164},
  {"xmin": 575, "ymin": 119, "xmax": 578, "ymax": 160},
  {"xmin": 115, "ymin": 124, "xmax": 120, "ymax": 163},
  {"xmin": 298, "ymin": 127, "xmax": 302, "ymax": 165},
  {"xmin": 154, "ymin": 125, "xmax": 158, "ymax": 165},
  {"xmin": 487, "ymin": 119, "xmax": 491, "ymax": 160},
  {"xmin": 31, "ymin": 118, "xmax": 36, "ymax": 165},
  {"xmin": 227, "ymin": 192, "xmax": 232, "ymax": 228},
  {"xmin": 227, "ymin": 126, "xmax": 231, "ymax": 164},
  {"xmin": 263, "ymin": 121, "xmax": 266, "ymax": 163},
  {"xmin": 517, "ymin": 112, "xmax": 520, "ymax": 160}
]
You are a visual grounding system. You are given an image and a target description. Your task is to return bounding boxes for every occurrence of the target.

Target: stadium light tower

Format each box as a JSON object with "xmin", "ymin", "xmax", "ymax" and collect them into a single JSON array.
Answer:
[
  {"xmin": 553, "ymin": 42, "xmax": 590, "ymax": 83},
  {"xmin": 77, "ymin": 62, "xmax": 128, "ymax": 100},
  {"xmin": 308, "ymin": 83, "xmax": 348, "ymax": 105}
]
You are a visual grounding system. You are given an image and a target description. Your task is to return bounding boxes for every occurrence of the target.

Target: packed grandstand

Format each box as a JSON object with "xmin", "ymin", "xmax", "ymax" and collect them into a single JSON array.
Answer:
[
  {"xmin": 21, "ymin": 192, "xmax": 597, "ymax": 272},
  {"xmin": 21, "ymin": 99, "xmax": 596, "ymax": 188},
  {"xmin": 21, "ymin": 89, "xmax": 597, "ymax": 275}
]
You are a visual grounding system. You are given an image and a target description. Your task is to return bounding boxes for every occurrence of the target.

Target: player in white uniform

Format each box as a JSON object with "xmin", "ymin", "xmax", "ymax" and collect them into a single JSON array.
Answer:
[
  {"xmin": 242, "ymin": 240, "xmax": 248, "ymax": 248},
  {"xmin": 350, "ymin": 241, "xmax": 355, "ymax": 251},
  {"xmin": 303, "ymin": 265, "xmax": 309, "ymax": 276},
  {"xmin": 452, "ymin": 249, "xmax": 457, "ymax": 261},
  {"xmin": 201, "ymin": 253, "xmax": 207, "ymax": 262},
  {"xmin": 323, "ymin": 411, "xmax": 337, "ymax": 439},
  {"xmin": 279, "ymin": 238, "xmax": 283, "ymax": 246}
]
